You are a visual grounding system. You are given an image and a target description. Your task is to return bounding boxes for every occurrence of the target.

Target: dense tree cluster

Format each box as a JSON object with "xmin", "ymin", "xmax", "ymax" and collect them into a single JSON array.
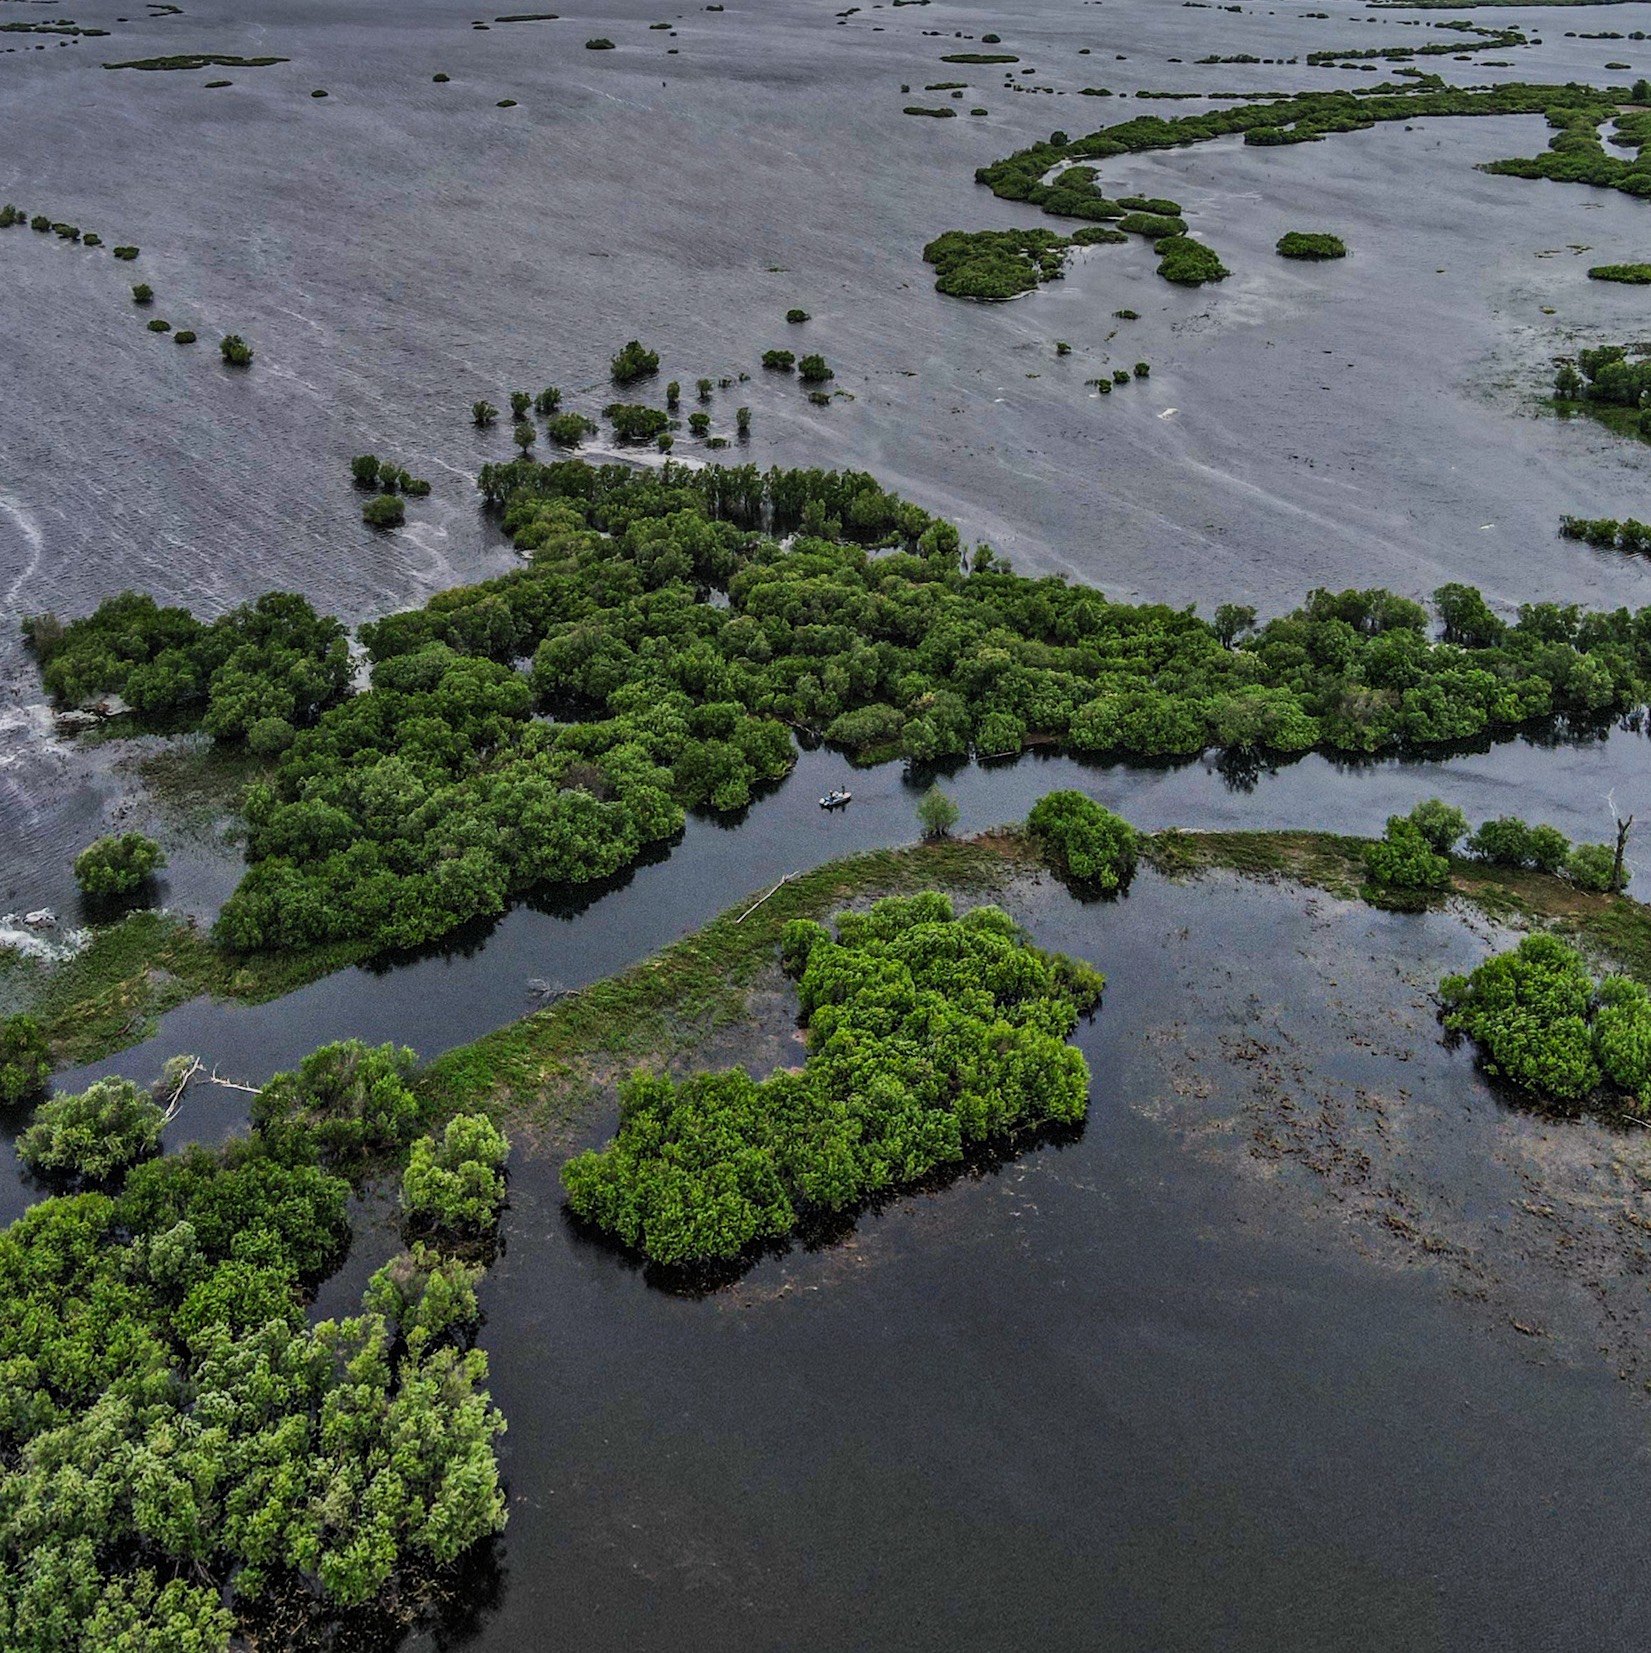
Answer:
[
  {"xmin": 73, "ymin": 832, "xmax": 165, "ymax": 896},
  {"xmin": 35, "ymin": 459, "xmax": 1651, "ymax": 956},
  {"xmin": 1026, "ymin": 791, "xmax": 1137, "ymax": 892},
  {"xmin": 1561, "ymin": 515, "xmax": 1651, "ymax": 555},
  {"xmin": 1483, "ymin": 102, "xmax": 1651, "ymax": 201},
  {"xmin": 921, "ymin": 224, "xmax": 1128, "ymax": 299},
  {"xmin": 0, "ymin": 1015, "xmax": 51, "ymax": 1109},
  {"xmin": 0, "ymin": 1038, "xmax": 509, "ymax": 1650},
  {"xmin": 16, "ymin": 1077, "xmax": 166, "ymax": 1182},
  {"xmin": 561, "ymin": 893, "xmax": 1103, "ymax": 1267},
  {"xmin": 24, "ymin": 590, "xmax": 350, "ymax": 746},
  {"xmin": 1441, "ymin": 934, "xmax": 1651, "ymax": 1110}
]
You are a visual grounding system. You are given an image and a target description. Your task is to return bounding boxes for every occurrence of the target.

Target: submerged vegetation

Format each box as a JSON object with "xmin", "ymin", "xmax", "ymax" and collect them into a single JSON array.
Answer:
[
  {"xmin": 27, "ymin": 459, "xmax": 1651, "ymax": 961},
  {"xmin": 561, "ymin": 892, "xmax": 1101, "ymax": 1270}
]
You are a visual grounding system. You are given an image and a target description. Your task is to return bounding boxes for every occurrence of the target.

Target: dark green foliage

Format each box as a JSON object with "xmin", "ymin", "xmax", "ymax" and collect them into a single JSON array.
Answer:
[
  {"xmin": 762, "ymin": 349, "xmax": 797, "ymax": 370},
  {"xmin": 1114, "ymin": 307, "xmax": 1139, "ymax": 319},
  {"xmin": 509, "ymin": 390, "xmax": 532, "ymax": 420},
  {"xmin": 112, "ymin": 245, "xmax": 139, "ymax": 259},
  {"xmin": 363, "ymin": 494, "xmax": 405, "ymax": 528},
  {"xmin": 1117, "ymin": 194, "xmax": 1181, "ymax": 215},
  {"xmin": 1467, "ymin": 815, "xmax": 1572, "ymax": 875},
  {"xmin": 512, "ymin": 419, "xmax": 537, "ymax": 453},
  {"xmin": 696, "ymin": 377, "xmax": 714, "ymax": 402},
  {"xmin": 1567, "ymin": 840, "xmax": 1627, "ymax": 892},
  {"xmin": 82, "ymin": 234, "xmax": 102, "ymax": 247},
  {"xmin": 1408, "ymin": 797, "xmax": 1468, "ymax": 854},
  {"xmin": 146, "ymin": 317, "xmax": 171, "ymax": 333},
  {"xmin": 604, "ymin": 403, "xmax": 671, "ymax": 443},
  {"xmin": 904, "ymin": 104, "xmax": 958, "ymax": 117},
  {"xmin": 561, "ymin": 894, "xmax": 1100, "ymax": 1267},
  {"xmin": 1588, "ymin": 263, "xmax": 1651, "ymax": 283},
  {"xmin": 688, "ymin": 411, "xmax": 711, "ymax": 437},
  {"xmin": 797, "ymin": 353, "xmax": 834, "ymax": 384},
  {"xmin": 736, "ymin": 405, "xmax": 752, "ymax": 434},
  {"xmin": 1212, "ymin": 603, "xmax": 1255, "ymax": 647},
  {"xmin": 1027, "ymin": 790, "xmax": 1136, "ymax": 891},
  {"xmin": 27, "ymin": 589, "xmax": 350, "ymax": 743},
  {"xmin": 1440, "ymin": 933, "xmax": 1651, "ymax": 1108},
  {"xmin": 1155, "ymin": 235, "xmax": 1229, "ymax": 285},
  {"xmin": 1111, "ymin": 369, "xmax": 1130, "ymax": 385},
  {"xmin": 74, "ymin": 833, "xmax": 166, "ymax": 896},
  {"xmin": 472, "ymin": 399, "xmax": 499, "ymax": 426},
  {"xmin": 546, "ymin": 411, "xmax": 597, "ymax": 445},
  {"xmin": 786, "ymin": 307, "xmax": 811, "ymax": 323},
  {"xmin": 350, "ymin": 454, "xmax": 382, "ymax": 487},
  {"xmin": 534, "ymin": 384, "xmax": 562, "ymax": 414},
  {"xmin": 496, "ymin": 98, "xmax": 517, "ymax": 107},
  {"xmin": 433, "ymin": 71, "xmax": 450, "ymax": 81},
  {"xmin": 610, "ymin": 338, "xmax": 658, "ymax": 383},
  {"xmin": 402, "ymin": 1113, "xmax": 510, "ymax": 1236},
  {"xmin": 17, "ymin": 1077, "xmax": 166, "ymax": 1183},
  {"xmin": 922, "ymin": 227, "xmax": 1075, "ymax": 298},
  {"xmin": 251, "ymin": 1040, "xmax": 424, "ymax": 1166},
  {"xmin": 310, "ymin": 88, "xmax": 328, "ymax": 98},
  {"xmin": 1133, "ymin": 361, "xmax": 1150, "ymax": 378},
  {"xmin": 174, "ymin": 329, "xmax": 196, "ymax": 344},
  {"xmin": 218, "ymin": 333, "xmax": 252, "ymax": 366},
  {"xmin": 103, "ymin": 52, "xmax": 286, "ymax": 69},
  {"xmin": 1560, "ymin": 515, "xmax": 1651, "ymax": 553},
  {"xmin": 1434, "ymin": 581, "xmax": 1506, "ymax": 647},
  {"xmin": 1277, "ymin": 230, "xmax": 1347, "ymax": 258},
  {"xmin": 0, "ymin": 1015, "xmax": 52, "ymax": 1109},
  {"xmin": 1117, "ymin": 210, "xmax": 1187, "ymax": 238},
  {"xmin": 30, "ymin": 216, "xmax": 50, "ymax": 233},
  {"xmin": 586, "ymin": 36, "xmax": 615, "ymax": 48},
  {"xmin": 942, "ymin": 51, "xmax": 1018, "ymax": 62}
]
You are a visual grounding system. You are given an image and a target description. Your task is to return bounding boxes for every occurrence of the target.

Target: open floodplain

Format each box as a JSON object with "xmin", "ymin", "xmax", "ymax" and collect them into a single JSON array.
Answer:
[{"xmin": 9, "ymin": 0, "xmax": 1651, "ymax": 1646}]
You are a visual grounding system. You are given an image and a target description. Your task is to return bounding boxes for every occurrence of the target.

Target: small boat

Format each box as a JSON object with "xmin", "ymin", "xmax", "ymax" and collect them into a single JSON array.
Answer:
[{"xmin": 820, "ymin": 788, "xmax": 852, "ymax": 810}]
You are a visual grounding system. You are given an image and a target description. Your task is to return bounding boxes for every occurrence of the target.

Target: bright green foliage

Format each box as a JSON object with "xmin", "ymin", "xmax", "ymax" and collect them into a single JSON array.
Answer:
[
  {"xmin": 786, "ymin": 307, "xmax": 810, "ymax": 323},
  {"xmin": 605, "ymin": 403, "xmax": 670, "ymax": 443},
  {"xmin": 1027, "ymin": 790, "xmax": 1136, "ymax": 891},
  {"xmin": 350, "ymin": 454, "xmax": 381, "ymax": 486},
  {"xmin": 1554, "ymin": 342, "xmax": 1651, "ymax": 412},
  {"xmin": 797, "ymin": 354, "xmax": 834, "ymax": 384},
  {"xmin": 0, "ymin": 1015, "xmax": 51, "ymax": 1108},
  {"xmin": 363, "ymin": 1242, "xmax": 484, "ymax": 1348},
  {"xmin": 923, "ymin": 227, "xmax": 1077, "ymax": 298},
  {"xmin": 1588, "ymin": 263, "xmax": 1651, "ymax": 284},
  {"xmin": 609, "ymin": 338, "xmax": 658, "ymax": 383},
  {"xmin": 562, "ymin": 894, "xmax": 1102, "ymax": 1267},
  {"xmin": 1362, "ymin": 815, "xmax": 1451, "ymax": 892},
  {"xmin": 1438, "ymin": 933, "xmax": 1651, "ymax": 1106},
  {"xmin": 916, "ymin": 784, "xmax": 960, "ymax": 838},
  {"xmin": 761, "ymin": 348, "xmax": 796, "ymax": 370},
  {"xmin": 534, "ymin": 384, "xmax": 562, "ymax": 414},
  {"xmin": 1277, "ymin": 231, "xmax": 1347, "ymax": 259},
  {"xmin": 25, "ymin": 590, "xmax": 349, "ymax": 741},
  {"xmin": 217, "ymin": 333, "xmax": 252, "ymax": 366},
  {"xmin": 1407, "ymin": 797, "xmax": 1468, "ymax": 856},
  {"xmin": 545, "ymin": 411, "xmax": 597, "ymax": 445},
  {"xmin": 1566, "ymin": 840, "xmax": 1626, "ymax": 893},
  {"xmin": 471, "ymin": 399, "xmax": 499, "ymax": 427},
  {"xmin": 401, "ymin": 1113, "xmax": 510, "ymax": 1236},
  {"xmin": 73, "ymin": 833, "xmax": 166, "ymax": 896},
  {"xmin": 251, "ymin": 1040, "xmax": 424, "ymax": 1166},
  {"xmin": 0, "ymin": 1034, "xmax": 508, "ymax": 1645},
  {"xmin": 509, "ymin": 390, "xmax": 532, "ymax": 420},
  {"xmin": 16, "ymin": 1078, "xmax": 166, "ymax": 1182}
]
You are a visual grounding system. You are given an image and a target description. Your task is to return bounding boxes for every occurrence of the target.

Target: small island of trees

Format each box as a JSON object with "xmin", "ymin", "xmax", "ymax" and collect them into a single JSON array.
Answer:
[{"xmin": 1277, "ymin": 231, "xmax": 1347, "ymax": 259}]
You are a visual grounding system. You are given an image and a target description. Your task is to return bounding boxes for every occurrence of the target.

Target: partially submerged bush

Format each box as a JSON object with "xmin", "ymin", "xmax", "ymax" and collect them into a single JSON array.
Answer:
[
  {"xmin": 1154, "ymin": 236, "xmax": 1229, "ymax": 286},
  {"xmin": 363, "ymin": 494, "xmax": 406, "ymax": 528},
  {"xmin": 610, "ymin": 338, "xmax": 659, "ymax": 383},
  {"xmin": 786, "ymin": 307, "xmax": 810, "ymax": 323},
  {"xmin": 1027, "ymin": 790, "xmax": 1137, "ymax": 891},
  {"xmin": 74, "ymin": 832, "xmax": 165, "ymax": 896},
  {"xmin": 402, "ymin": 1113, "xmax": 510, "ymax": 1236},
  {"xmin": 1277, "ymin": 231, "xmax": 1347, "ymax": 259},
  {"xmin": 797, "ymin": 353, "xmax": 833, "ymax": 384},
  {"xmin": 472, "ymin": 399, "xmax": 499, "ymax": 427},
  {"xmin": 131, "ymin": 285, "xmax": 153, "ymax": 307},
  {"xmin": 0, "ymin": 1015, "xmax": 51, "ymax": 1109},
  {"xmin": 761, "ymin": 348, "xmax": 796, "ymax": 371},
  {"xmin": 219, "ymin": 332, "xmax": 253, "ymax": 366},
  {"xmin": 17, "ymin": 1077, "xmax": 166, "ymax": 1182},
  {"xmin": 546, "ymin": 411, "xmax": 598, "ymax": 445},
  {"xmin": 604, "ymin": 402, "xmax": 671, "ymax": 443}
]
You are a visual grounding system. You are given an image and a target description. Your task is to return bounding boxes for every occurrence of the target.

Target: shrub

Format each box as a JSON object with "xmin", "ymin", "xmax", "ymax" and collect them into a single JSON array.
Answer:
[
  {"xmin": 688, "ymin": 412, "xmax": 711, "ymax": 436},
  {"xmin": 0, "ymin": 1015, "xmax": 51, "ymax": 1108},
  {"xmin": 534, "ymin": 385, "xmax": 561, "ymax": 414},
  {"xmin": 546, "ymin": 411, "xmax": 598, "ymax": 445},
  {"xmin": 786, "ymin": 308, "xmax": 810, "ymax": 323},
  {"xmin": 1155, "ymin": 236, "xmax": 1229, "ymax": 285},
  {"xmin": 798, "ymin": 354, "xmax": 833, "ymax": 384},
  {"xmin": 471, "ymin": 399, "xmax": 499, "ymax": 426},
  {"xmin": 610, "ymin": 339, "xmax": 659, "ymax": 383},
  {"xmin": 363, "ymin": 494, "xmax": 406, "ymax": 528},
  {"xmin": 310, "ymin": 88, "xmax": 328, "ymax": 97},
  {"xmin": 603, "ymin": 402, "xmax": 670, "ymax": 443},
  {"xmin": 1362, "ymin": 815, "xmax": 1450, "ymax": 893},
  {"xmin": 916, "ymin": 783, "xmax": 959, "ymax": 838},
  {"xmin": 762, "ymin": 349, "xmax": 796, "ymax": 371},
  {"xmin": 433, "ymin": 71, "xmax": 450, "ymax": 81},
  {"xmin": 402, "ymin": 1113, "xmax": 510, "ymax": 1235},
  {"xmin": 509, "ymin": 390, "xmax": 532, "ymax": 420},
  {"xmin": 1277, "ymin": 231, "xmax": 1347, "ymax": 259},
  {"xmin": 74, "ymin": 832, "xmax": 165, "ymax": 896},
  {"xmin": 736, "ymin": 405, "xmax": 751, "ymax": 434},
  {"xmin": 1566, "ymin": 840, "xmax": 1625, "ymax": 892},
  {"xmin": 17, "ymin": 1077, "xmax": 166, "ymax": 1181},
  {"xmin": 218, "ymin": 333, "xmax": 253, "ymax": 366},
  {"xmin": 512, "ymin": 419, "xmax": 537, "ymax": 453},
  {"xmin": 173, "ymin": 329, "xmax": 196, "ymax": 344},
  {"xmin": 1114, "ymin": 308, "xmax": 1139, "ymax": 319},
  {"xmin": 112, "ymin": 244, "xmax": 139, "ymax": 259},
  {"xmin": 666, "ymin": 379, "xmax": 681, "ymax": 409},
  {"xmin": 1467, "ymin": 815, "xmax": 1535, "ymax": 867},
  {"xmin": 29, "ymin": 216, "xmax": 50, "ymax": 233},
  {"xmin": 586, "ymin": 36, "xmax": 614, "ymax": 48},
  {"xmin": 1407, "ymin": 797, "xmax": 1467, "ymax": 856},
  {"xmin": 146, "ymin": 317, "xmax": 171, "ymax": 333},
  {"xmin": 364, "ymin": 1243, "xmax": 483, "ymax": 1346},
  {"xmin": 807, "ymin": 390, "xmax": 831, "ymax": 407},
  {"xmin": 252, "ymin": 1039, "xmax": 423, "ymax": 1165},
  {"xmin": 1027, "ymin": 790, "xmax": 1137, "ymax": 891},
  {"xmin": 350, "ymin": 454, "xmax": 382, "ymax": 487},
  {"xmin": 131, "ymin": 282, "xmax": 153, "ymax": 304}
]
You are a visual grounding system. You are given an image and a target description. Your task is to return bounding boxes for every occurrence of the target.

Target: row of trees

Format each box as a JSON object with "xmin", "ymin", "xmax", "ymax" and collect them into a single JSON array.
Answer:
[
  {"xmin": 561, "ymin": 893, "xmax": 1104, "ymax": 1269},
  {"xmin": 0, "ymin": 1037, "xmax": 511, "ymax": 1648}
]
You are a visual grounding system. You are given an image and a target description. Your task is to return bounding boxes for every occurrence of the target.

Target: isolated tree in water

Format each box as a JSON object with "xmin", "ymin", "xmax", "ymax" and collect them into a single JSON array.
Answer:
[{"xmin": 917, "ymin": 784, "xmax": 959, "ymax": 839}]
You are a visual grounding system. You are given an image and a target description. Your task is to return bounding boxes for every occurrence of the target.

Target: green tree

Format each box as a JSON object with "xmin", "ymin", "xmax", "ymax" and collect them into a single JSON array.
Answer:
[
  {"xmin": 1362, "ymin": 815, "xmax": 1450, "ymax": 893},
  {"xmin": 363, "ymin": 494, "xmax": 405, "ymax": 528},
  {"xmin": 1407, "ymin": 797, "xmax": 1467, "ymax": 856},
  {"xmin": 350, "ymin": 454, "xmax": 381, "ymax": 487},
  {"xmin": 74, "ymin": 832, "xmax": 165, "ymax": 896},
  {"xmin": 534, "ymin": 385, "xmax": 562, "ymax": 414},
  {"xmin": 512, "ymin": 419, "xmax": 537, "ymax": 453},
  {"xmin": 218, "ymin": 333, "xmax": 253, "ymax": 366},
  {"xmin": 402, "ymin": 1113, "xmax": 510, "ymax": 1235},
  {"xmin": 1027, "ymin": 790, "xmax": 1136, "ymax": 891},
  {"xmin": 0, "ymin": 1014, "xmax": 51, "ymax": 1108},
  {"xmin": 509, "ymin": 390, "xmax": 532, "ymax": 420},
  {"xmin": 17, "ymin": 1077, "xmax": 166, "ymax": 1181},
  {"xmin": 471, "ymin": 399, "xmax": 499, "ymax": 426},
  {"xmin": 797, "ymin": 353, "xmax": 833, "ymax": 384},
  {"xmin": 610, "ymin": 338, "xmax": 659, "ymax": 384},
  {"xmin": 916, "ymin": 784, "xmax": 959, "ymax": 839}
]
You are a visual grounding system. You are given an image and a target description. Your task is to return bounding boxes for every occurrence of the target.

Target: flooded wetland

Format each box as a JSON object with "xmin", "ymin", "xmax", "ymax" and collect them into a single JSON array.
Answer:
[{"xmin": 7, "ymin": 0, "xmax": 1651, "ymax": 1646}]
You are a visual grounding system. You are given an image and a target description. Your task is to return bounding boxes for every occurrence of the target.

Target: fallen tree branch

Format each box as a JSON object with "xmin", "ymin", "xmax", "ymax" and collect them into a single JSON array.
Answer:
[{"xmin": 736, "ymin": 872, "xmax": 798, "ymax": 924}]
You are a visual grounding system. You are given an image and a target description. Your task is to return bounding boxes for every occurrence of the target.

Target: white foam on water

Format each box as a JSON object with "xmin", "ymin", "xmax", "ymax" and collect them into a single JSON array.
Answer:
[{"xmin": 0, "ymin": 491, "xmax": 45, "ymax": 615}]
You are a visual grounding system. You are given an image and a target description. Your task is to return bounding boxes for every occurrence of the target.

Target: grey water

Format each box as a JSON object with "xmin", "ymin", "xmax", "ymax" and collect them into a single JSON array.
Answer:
[{"xmin": 9, "ymin": 0, "xmax": 1651, "ymax": 1645}]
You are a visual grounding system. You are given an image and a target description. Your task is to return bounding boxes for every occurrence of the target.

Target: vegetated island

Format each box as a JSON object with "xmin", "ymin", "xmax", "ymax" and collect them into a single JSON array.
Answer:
[
  {"xmin": 18, "ymin": 456, "xmax": 1651, "ymax": 1012},
  {"xmin": 1277, "ymin": 230, "xmax": 1347, "ymax": 259},
  {"xmin": 102, "ymin": 52, "xmax": 288, "ymax": 69},
  {"xmin": 1552, "ymin": 341, "xmax": 1651, "ymax": 444},
  {"xmin": 1587, "ymin": 262, "xmax": 1651, "ymax": 283}
]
